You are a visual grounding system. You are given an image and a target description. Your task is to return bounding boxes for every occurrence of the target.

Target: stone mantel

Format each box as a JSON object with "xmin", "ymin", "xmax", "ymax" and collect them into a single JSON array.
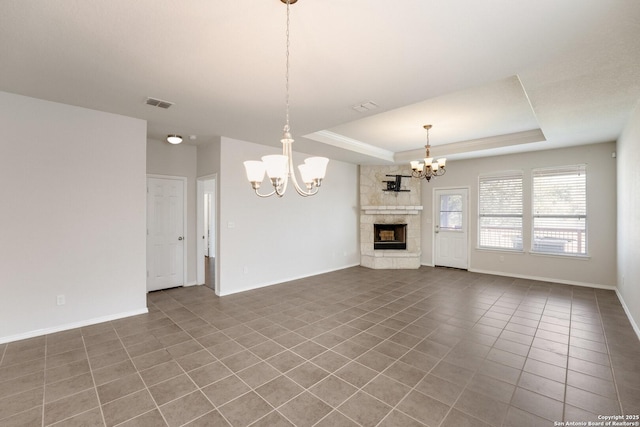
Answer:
[{"xmin": 361, "ymin": 205, "xmax": 424, "ymax": 215}]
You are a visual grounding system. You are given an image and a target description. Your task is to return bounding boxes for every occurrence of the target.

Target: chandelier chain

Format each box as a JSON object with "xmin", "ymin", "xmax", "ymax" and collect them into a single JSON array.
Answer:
[{"xmin": 284, "ymin": 0, "xmax": 291, "ymax": 133}]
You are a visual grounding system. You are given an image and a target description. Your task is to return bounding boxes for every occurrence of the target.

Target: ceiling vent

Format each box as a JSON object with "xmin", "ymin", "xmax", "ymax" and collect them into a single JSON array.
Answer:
[
  {"xmin": 145, "ymin": 97, "xmax": 174, "ymax": 109},
  {"xmin": 351, "ymin": 101, "xmax": 378, "ymax": 113}
]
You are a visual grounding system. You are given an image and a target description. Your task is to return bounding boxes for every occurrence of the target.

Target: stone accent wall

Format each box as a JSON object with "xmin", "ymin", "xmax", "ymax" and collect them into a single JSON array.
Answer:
[{"xmin": 360, "ymin": 165, "xmax": 422, "ymax": 269}]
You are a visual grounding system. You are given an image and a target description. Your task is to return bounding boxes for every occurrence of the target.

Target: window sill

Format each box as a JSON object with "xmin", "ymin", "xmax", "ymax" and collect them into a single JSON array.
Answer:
[{"xmin": 529, "ymin": 251, "xmax": 590, "ymax": 260}]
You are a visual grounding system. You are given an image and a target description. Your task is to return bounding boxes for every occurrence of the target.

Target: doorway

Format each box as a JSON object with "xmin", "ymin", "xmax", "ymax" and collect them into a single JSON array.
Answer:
[
  {"xmin": 434, "ymin": 188, "xmax": 469, "ymax": 269},
  {"xmin": 146, "ymin": 176, "xmax": 187, "ymax": 291},
  {"xmin": 197, "ymin": 175, "xmax": 218, "ymax": 293}
]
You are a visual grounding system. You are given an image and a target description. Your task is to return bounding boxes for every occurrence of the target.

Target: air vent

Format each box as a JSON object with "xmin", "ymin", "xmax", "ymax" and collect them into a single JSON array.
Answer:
[
  {"xmin": 145, "ymin": 97, "xmax": 174, "ymax": 109},
  {"xmin": 351, "ymin": 101, "xmax": 378, "ymax": 113}
]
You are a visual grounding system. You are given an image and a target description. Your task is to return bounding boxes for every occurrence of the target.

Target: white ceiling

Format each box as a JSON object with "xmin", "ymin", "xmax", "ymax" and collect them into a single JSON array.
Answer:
[{"xmin": 1, "ymin": 0, "xmax": 639, "ymax": 164}]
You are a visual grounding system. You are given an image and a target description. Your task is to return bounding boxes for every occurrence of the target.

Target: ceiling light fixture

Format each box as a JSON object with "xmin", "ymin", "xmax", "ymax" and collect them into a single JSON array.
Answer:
[
  {"xmin": 167, "ymin": 134, "xmax": 183, "ymax": 144},
  {"xmin": 243, "ymin": 0, "xmax": 329, "ymax": 198},
  {"xmin": 410, "ymin": 125, "xmax": 447, "ymax": 182}
]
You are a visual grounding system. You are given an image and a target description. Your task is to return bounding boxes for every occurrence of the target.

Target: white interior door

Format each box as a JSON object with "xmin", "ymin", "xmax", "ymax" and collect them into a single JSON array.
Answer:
[
  {"xmin": 434, "ymin": 188, "xmax": 468, "ymax": 269},
  {"xmin": 147, "ymin": 177, "xmax": 185, "ymax": 291}
]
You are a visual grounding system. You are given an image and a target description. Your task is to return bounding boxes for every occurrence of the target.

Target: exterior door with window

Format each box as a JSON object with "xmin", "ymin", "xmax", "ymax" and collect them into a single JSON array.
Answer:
[
  {"xmin": 147, "ymin": 177, "xmax": 185, "ymax": 291},
  {"xmin": 434, "ymin": 188, "xmax": 468, "ymax": 269}
]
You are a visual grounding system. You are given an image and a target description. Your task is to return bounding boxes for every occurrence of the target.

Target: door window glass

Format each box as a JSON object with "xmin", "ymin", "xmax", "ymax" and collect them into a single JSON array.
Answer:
[{"xmin": 439, "ymin": 194, "xmax": 463, "ymax": 230}]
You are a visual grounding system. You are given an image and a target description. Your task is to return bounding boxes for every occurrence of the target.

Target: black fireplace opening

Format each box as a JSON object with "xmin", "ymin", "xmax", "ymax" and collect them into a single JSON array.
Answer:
[{"xmin": 374, "ymin": 223, "xmax": 407, "ymax": 250}]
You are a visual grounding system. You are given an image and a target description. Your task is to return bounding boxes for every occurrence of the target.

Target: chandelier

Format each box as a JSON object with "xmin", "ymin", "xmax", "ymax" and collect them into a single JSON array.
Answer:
[
  {"xmin": 243, "ymin": 0, "xmax": 329, "ymax": 198},
  {"xmin": 410, "ymin": 125, "xmax": 447, "ymax": 182}
]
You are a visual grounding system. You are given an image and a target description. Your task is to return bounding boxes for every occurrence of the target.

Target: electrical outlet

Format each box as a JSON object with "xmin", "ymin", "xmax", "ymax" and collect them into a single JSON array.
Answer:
[{"xmin": 56, "ymin": 295, "xmax": 66, "ymax": 306}]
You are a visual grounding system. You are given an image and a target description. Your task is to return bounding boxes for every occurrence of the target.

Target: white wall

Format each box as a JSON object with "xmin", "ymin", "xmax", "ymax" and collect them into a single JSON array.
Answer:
[
  {"xmin": 217, "ymin": 137, "xmax": 360, "ymax": 295},
  {"xmin": 0, "ymin": 91, "xmax": 147, "ymax": 343},
  {"xmin": 617, "ymin": 102, "xmax": 640, "ymax": 334},
  {"xmin": 146, "ymin": 139, "xmax": 198, "ymax": 285},
  {"xmin": 421, "ymin": 142, "xmax": 617, "ymax": 288}
]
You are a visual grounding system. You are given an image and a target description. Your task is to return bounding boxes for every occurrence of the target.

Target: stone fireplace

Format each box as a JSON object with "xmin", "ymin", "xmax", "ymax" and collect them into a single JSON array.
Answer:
[{"xmin": 360, "ymin": 165, "xmax": 422, "ymax": 269}]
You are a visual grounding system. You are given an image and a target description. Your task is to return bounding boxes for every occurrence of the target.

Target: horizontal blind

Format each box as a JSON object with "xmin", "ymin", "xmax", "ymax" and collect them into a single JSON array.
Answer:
[
  {"xmin": 532, "ymin": 164, "xmax": 587, "ymax": 255},
  {"xmin": 479, "ymin": 172, "xmax": 523, "ymax": 250}
]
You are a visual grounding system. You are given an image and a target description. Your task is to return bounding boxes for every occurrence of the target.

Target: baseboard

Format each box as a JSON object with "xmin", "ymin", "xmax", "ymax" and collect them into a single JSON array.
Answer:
[
  {"xmin": 217, "ymin": 263, "xmax": 361, "ymax": 296},
  {"xmin": 0, "ymin": 308, "xmax": 149, "ymax": 345},
  {"xmin": 615, "ymin": 289, "xmax": 640, "ymax": 341},
  {"xmin": 467, "ymin": 268, "xmax": 616, "ymax": 290},
  {"xmin": 184, "ymin": 281, "xmax": 199, "ymax": 287}
]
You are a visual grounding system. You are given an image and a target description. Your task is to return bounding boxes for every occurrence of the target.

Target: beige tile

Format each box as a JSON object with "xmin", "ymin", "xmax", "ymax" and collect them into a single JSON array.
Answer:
[
  {"xmin": 565, "ymin": 385, "xmax": 620, "ymax": 415},
  {"xmin": 51, "ymin": 407, "xmax": 105, "ymax": 426},
  {"xmin": 117, "ymin": 409, "xmax": 168, "ymax": 427},
  {"xmin": 188, "ymin": 361, "xmax": 232, "ymax": 388},
  {"xmin": 97, "ymin": 373, "xmax": 145, "ymax": 404},
  {"xmin": 338, "ymin": 391, "xmax": 392, "ymax": 427},
  {"xmin": 363, "ymin": 375, "xmax": 410, "ymax": 406},
  {"xmin": 131, "ymin": 349, "xmax": 172, "ymax": 371},
  {"xmin": 44, "ymin": 388, "xmax": 99, "ymax": 426},
  {"xmin": 0, "ymin": 387, "xmax": 43, "ymax": 421},
  {"xmin": 415, "ymin": 374, "xmax": 463, "ymax": 406},
  {"xmin": 309, "ymin": 375, "xmax": 357, "ymax": 407},
  {"xmin": 89, "ymin": 349, "xmax": 129, "ymax": 371},
  {"xmin": 467, "ymin": 374, "xmax": 516, "ymax": 404},
  {"xmin": 139, "ymin": 361, "xmax": 183, "ymax": 387},
  {"xmin": 220, "ymin": 350, "xmax": 260, "ymax": 372},
  {"xmin": 377, "ymin": 409, "xmax": 426, "ymax": 427},
  {"xmin": 0, "ymin": 358, "xmax": 45, "ymax": 383},
  {"xmin": 397, "ymin": 390, "xmax": 450, "ymax": 427},
  {"xmin": 92, "ymin": 359, "xmax": 137, "ymax": 386},
  {"xmin": 285, "ymin": 362, "xmax": 328, "ymax": 389},
  {"xmin": 237, "ymin": 361, "xmax": 280, "ymax": 389},
  {"xmin": 255, "ymin": 375, "xmax": 304, "ymax": 407},
  {"xmin": 278, "ymin": 392, "xmax": 332, "ymax": 427},
  {"xmin": 248, "ymin": 410, "xmax": 293, "ymax": 427},
  {"xmin": 202, "ymin": 375, "xmax": 250, "ymax": 407},
  {"xmin": 382, "ymin": 361, "xmax": 425, "ymax": 387},
  {"xmin": 510, "ymin": 387, "xmax": 563, "ymax": 422},
  {"xmin": 102, "ymin": 389, "xmax": 156, "ymax": 427},
  {"xmin": 183, "ymin": 410, "xmax": 231, "ymax": 427},
  {"xmin": 149, "ymin": 374, "xmax": 197, "ymax": 406},
  {"xmin": 45, "ymin": 359, "xmax": 90, "ymax": 385},
  {"xmin": 267, "ymin": 350, "xmax": 306, "ymax": 373},
  {"xmin": 335, "ymin": 362, "xmax": 377, "ymax": 388},
  {"xmin": 503, "ymin": 406, "xmax": 551, "ymax": 427},
  {"xmin": 218, "ymin": 391, "xmax": 272, "ymax": 426},
  {"xmin": 310, "ymin": 351, "xmax": 350, "ymax": 373},
  {"xmin": 176, "ymin": 349, "xmax": 217, "ymax": 372},
  {"xmin": 159, "ymin": 390, "xmax": 214, "ymax": 427},
  {"xmin": 0, "ymin": 405, "xmax": 42, "ymax": 427},
  {"xmin": 45, "ymin": 372, "xmax": 94, "ymax": 403},
  {"xmin": 0, "ymin": 371, "xmax": 44, "ymax": 400}
]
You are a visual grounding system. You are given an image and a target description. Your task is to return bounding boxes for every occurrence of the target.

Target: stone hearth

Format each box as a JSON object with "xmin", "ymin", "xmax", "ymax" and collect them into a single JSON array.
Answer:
[{"xmin": 360, "ymin": 165, "xmax": 422, "ymax": 269}]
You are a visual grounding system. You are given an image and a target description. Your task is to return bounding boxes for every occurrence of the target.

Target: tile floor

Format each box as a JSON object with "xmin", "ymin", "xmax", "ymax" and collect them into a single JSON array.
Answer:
[{"xmin": 1, "ymin": 266, "xmax": 639, "ymax": 426}]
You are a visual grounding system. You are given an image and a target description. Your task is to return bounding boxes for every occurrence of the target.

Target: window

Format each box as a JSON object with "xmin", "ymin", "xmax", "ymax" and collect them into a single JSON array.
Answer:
[
  {"xmin": 439, "ymin": 194, "xmax": 463, "ymax": 231},
  {"xmin": 532, "ymin": 165, "xmax": 586, "ymax": 256},
  {"xmin": 479, "ymin": 172, "xmax": 523, "ymax": 250}
]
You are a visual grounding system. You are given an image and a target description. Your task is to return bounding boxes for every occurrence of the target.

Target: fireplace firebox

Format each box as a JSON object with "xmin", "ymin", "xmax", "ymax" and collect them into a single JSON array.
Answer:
[{"xmin": 374, "ymin": 223, "xmax": 407, "ymax": 250}]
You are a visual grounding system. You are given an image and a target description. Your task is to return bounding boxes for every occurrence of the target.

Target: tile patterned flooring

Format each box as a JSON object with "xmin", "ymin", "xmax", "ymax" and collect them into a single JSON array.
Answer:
[{"xmin": 1, "ymin": 266, "xmax": 639, "ymax": 426}]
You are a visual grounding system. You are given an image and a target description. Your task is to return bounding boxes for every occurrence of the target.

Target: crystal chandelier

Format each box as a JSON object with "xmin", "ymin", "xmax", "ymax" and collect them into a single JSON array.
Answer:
[
  {"xmin": 410, "ymin": 125, "xmax": 447, "ymax": 182},
  {"xmin": 243, "ymin": 0, "xmax": 329, "ymax": 198}
]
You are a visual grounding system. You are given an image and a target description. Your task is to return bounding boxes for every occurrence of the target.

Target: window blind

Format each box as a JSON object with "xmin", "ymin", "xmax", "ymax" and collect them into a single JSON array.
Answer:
[
  {"xmin": 532, "ymin": 165, "xmax": 587, "ymax": 255},
  {"xmin": 479, "ymin": 172, "xmax": 523, "ymax": 250}
]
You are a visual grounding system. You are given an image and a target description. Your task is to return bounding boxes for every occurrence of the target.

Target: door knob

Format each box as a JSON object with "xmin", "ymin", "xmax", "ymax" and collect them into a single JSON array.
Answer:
[
  {"xmin": 435, "ymin": 225, "xmax": 440, "ymax": 234},
  {"xmin": 178, "ymin": 236, "xmax": 183, "ymax": 241}
]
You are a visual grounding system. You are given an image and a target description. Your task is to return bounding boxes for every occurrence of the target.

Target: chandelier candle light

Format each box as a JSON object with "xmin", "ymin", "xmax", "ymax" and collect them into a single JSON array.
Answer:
[
  {"xmin": 410, "ymin": 125, "xmax": 446, "ymax": 182},
  {"xmin": 243, "ymin": 0, "xmax": 329, "ymax": 198}
]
